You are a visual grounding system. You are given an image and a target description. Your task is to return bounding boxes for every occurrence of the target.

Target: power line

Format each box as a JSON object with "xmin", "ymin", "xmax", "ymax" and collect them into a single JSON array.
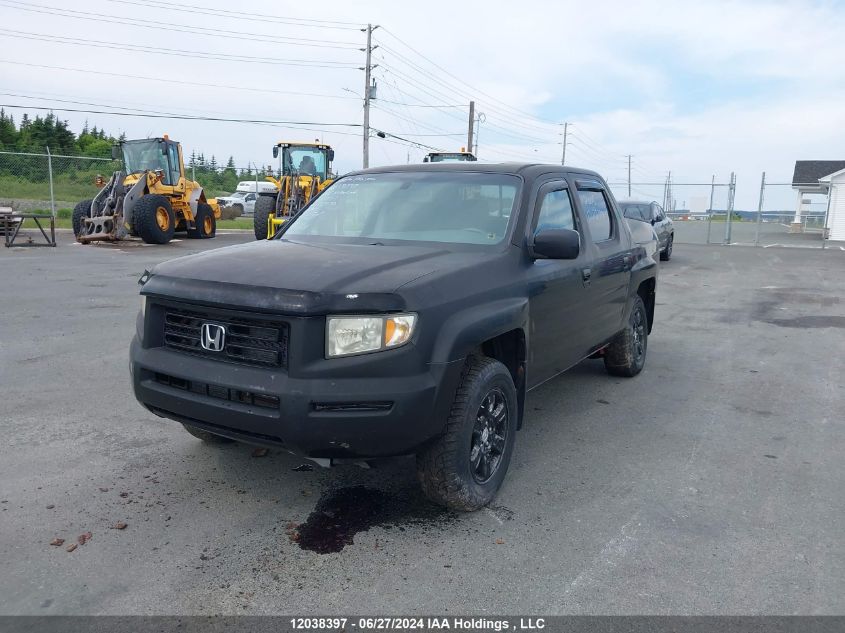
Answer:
[
  {"xmin": 0, "ymin": 0, "xmax": 362, "ymax": 48},
  {"xmin": 0, "ymin": 60, "xmax": 360, "ymax": 101},
  {"xmin": 104, "ymin": 0, "xmax": 364, "ymax": 29},
  {"xmin": 375, "ymin": 65, "xmax": 554, "ymax": 146},
  {"xmin": 372, "ymin": 102, "xmax": 464, "ymax": 137},
  {"xmin": 375, "ymin": 51, "xmax": 559, "ymax": 138},
  {"xmin": 378, "ymin": 27, "xmax": 562, "ymax": 128},
  {"xmin": 0, "ymin": 29, "xmax": 360, "ymax": 68},
  {"xmin": 0, "ymin": 103, "xmax": 363, "ymax": 130}
]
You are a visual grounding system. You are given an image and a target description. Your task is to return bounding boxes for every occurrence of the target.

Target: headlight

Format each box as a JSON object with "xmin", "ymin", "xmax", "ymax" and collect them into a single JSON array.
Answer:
[{"xmin": 326, "ymin": 314, "xmax": 417, "ymax": 358}]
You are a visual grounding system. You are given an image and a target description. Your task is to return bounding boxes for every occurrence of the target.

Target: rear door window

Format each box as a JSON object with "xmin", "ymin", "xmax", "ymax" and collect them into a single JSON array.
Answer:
[{"xmin": 577, "ymin": 189, "xmax": 613, "ymax": 242}]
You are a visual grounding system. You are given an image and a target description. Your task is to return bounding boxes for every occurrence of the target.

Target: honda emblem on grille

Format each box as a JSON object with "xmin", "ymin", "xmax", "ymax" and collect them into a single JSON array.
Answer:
[{"xmin": 200, "ymin": 323, "xmax": 226, "ymax": 352}]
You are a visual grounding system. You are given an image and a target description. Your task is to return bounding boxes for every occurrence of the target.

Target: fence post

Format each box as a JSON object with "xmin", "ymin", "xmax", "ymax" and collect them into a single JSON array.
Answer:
[
  {"xmin": 724, "ymin": 172, "xmax": 735, "ymax": 244},
  {"xmin": 45, "ymin": 146, "xmax": 56, "ymax": 218},
  {"xmin": 706, "ymin": 174, "xmax": 715, "ymax": 244},
  {"xmin": 821, "ymin": 180, "xmax": 833, "ymax": 250},
  {"xmin": 754, "ymin": 171, "xmax": 765, "ymax": 246}
]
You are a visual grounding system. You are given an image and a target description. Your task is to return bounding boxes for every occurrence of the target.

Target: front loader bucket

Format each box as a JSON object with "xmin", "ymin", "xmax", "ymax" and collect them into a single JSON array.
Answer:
[{"xmin": 77, "ymin": 171, "xmax": 143, "ymax": 243}]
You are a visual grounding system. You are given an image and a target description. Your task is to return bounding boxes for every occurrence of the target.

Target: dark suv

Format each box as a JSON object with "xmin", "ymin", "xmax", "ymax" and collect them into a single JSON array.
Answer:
[
  {"xmin": 131, "ymin": 164, "xmax": 658, "ymax": 510},
  {"xmin": 618, "ymin": 199, "xmax": 674, "ymax": 260}
]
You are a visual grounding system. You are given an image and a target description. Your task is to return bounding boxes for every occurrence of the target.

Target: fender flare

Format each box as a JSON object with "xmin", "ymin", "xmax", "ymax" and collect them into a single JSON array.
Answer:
[{"xmin": 430, "ymin": 297, "xmax": 528, "ymax": 364}]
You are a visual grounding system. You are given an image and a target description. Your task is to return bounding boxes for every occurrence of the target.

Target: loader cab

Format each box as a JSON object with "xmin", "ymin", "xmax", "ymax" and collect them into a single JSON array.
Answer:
[
  {"xmin": 423, "ymin": 151, "xmax": 478, "ymax": 163},
  {"xmin": 273, "ymin": 142, "xmax": 334, "ymax": 181},
  {"xmin": 118, "ymin": 138, "xmax": 183, "ymax": 186}
]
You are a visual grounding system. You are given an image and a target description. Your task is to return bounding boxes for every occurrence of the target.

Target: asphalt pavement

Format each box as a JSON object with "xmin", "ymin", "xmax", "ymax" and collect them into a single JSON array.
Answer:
[{"xmin": 1, "ymin": 232, "xmax": 843, "ymax": 615}]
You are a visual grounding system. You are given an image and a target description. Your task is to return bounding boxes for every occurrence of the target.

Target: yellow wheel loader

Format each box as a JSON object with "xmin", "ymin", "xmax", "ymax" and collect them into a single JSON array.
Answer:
[
  {"xmin": 253, "ymin": 142, "xmax": 334, "ymax": 240},
  {"xmin": 73, "ymin": 136, "xmax": 220, "ymax": 245}
]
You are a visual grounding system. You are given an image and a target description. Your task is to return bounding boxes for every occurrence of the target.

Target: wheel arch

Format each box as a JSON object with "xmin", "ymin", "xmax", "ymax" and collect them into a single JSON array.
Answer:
[{"xmin": 430, "ymin": 298, "xmax": 528, "ymax": 428}]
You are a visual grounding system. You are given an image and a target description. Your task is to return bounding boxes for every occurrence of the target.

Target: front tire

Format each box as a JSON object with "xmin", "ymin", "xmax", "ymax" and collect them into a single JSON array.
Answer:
[
  {"xmin": 134, "ymin": 195, "xmax": 175, "ymax": 244},
  {"xmin": 187, "ymin": 202, "xmax": 216, "ymax": 239},
  {"xmin": 660, "ymin": 235, "xmax": 673, "ymax": 261},
  {"xmin": 253, "ymin": 194, "xmax": 276, "ymax": 240},
  {"xmin": 604, "ymin": 295, "xmax": 648, "ymax": 377},
  {"xmin": 181, "ymin": 424, "xmax": 234, "ymax": 444},
  {"xmin": 72, "ymin": 199, "xmax": 92, "ymax": 239},
  {"xmin": 416, "ymin": 356, "xmax": 517, "ymax": 511}
]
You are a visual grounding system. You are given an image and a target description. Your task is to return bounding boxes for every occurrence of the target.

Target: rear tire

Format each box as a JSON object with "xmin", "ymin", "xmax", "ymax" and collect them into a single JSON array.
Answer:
[
  {"xmin": 181, "ymin": 424, "xmax": 234, "ymax": 444},
  {"xmin": 134, "ymin": 195, "xmax": 175, "ymax": 244},
  {"xmin": 253, "ymin": 194, "xmax": 276, "ymax": 240},
  {"xmin": 604, "ymin": 295, "xmax": 648, "ymax": 377},
  {"xmin": 416, "ymin": 356, "xmax": 517, "ymax": 511},
  {"xmin": 660, "ymin": 235, "xmax": 673, "ymax": 261},
  {"xmin": 187, "ymin": 202, "xmax": 216, "ymax": 239},
  {"xmin": 72, "ymin": 199, "xmax": 92, "ymax": 239}
]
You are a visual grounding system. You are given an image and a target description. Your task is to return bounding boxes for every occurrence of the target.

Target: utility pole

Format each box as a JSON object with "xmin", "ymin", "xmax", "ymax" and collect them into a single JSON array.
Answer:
[
  {"xmin": 626, "ymin": 154, "xmax": 632, "ymax": 197},
  {"xmin": 560, "ymin": 122, "xmax": 569, "ymax": 165},
  {"xmin": 467, "ymin": 101, "xmax": 475, "ymax": 153},
  {"xmin": 362, "ymin": 23, "xmax": 378, "ymax": 169}
]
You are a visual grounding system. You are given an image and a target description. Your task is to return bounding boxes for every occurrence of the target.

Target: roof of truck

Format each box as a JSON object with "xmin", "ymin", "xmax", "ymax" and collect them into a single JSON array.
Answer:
[{"xmin": 346, "ymin": 163, "xmax": 605, "ymax": 180}]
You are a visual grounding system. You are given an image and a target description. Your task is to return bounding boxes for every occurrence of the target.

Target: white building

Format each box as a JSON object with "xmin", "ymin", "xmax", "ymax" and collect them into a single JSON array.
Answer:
[
  {"xmin": 791, "ymin": 160, "xmax": 845, "ymax": 235},
  {"xmin": 819, "ymin": 168, "xmax": 845, "ymax": 241}
]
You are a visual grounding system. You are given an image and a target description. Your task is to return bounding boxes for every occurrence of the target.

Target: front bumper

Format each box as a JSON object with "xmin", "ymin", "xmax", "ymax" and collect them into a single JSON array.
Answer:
[{"xmin": 130, "ymin": 336, "xmax": 463, "ymax": 458}]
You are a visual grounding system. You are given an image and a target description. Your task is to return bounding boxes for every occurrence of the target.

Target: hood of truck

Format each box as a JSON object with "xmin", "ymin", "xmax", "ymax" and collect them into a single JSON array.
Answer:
[{"xmin": 141, "ymin": 238, "xmax": 501, "ymax": 315}]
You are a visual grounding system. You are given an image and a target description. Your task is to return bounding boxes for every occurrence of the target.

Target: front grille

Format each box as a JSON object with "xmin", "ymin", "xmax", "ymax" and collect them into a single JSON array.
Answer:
[{"xmin": 163, "ymin": 306, "xmax": 289, "ymax": 368}]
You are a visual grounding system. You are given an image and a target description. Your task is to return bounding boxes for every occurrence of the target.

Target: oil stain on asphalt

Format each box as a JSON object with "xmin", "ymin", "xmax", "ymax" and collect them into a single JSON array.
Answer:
[{"xmin": 291, "ymin": 486, "xmax": 454, "ymax": 554}]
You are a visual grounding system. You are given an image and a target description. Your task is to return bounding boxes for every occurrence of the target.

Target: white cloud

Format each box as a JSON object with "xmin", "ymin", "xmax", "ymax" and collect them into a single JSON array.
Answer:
[{"xmin": 0, "ymin": 0, "xmax": 843, "ymax": 207}]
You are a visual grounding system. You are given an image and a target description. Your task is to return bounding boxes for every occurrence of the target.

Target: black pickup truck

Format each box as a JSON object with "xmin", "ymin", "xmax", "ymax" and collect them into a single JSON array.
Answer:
[{"xmin": 131, "ymin": 164, "xmax": 657, "ymax": 511}]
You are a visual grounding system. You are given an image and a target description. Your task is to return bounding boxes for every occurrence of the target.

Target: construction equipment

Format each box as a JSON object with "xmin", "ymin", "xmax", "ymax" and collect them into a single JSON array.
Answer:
[
  {"xmin": 423, "ymin": 150, "xmax": 477, "ymax": 163},
  {"xmin": 254, "ymin": 141, "xmax": 335, "ymax": 240},
  {"xmin": 73, "ymin": 136, "xmax": 220, "ymax": 244}
]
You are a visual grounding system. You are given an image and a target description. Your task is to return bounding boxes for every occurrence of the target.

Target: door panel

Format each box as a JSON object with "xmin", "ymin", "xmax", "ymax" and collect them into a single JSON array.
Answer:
[
  {"xmin": 526, "ymin": 182, "xmax": 593, "ymax": 386},
  {"xmin": 574, "ymin": 183, "xmax": 631, "ymax": 344}
]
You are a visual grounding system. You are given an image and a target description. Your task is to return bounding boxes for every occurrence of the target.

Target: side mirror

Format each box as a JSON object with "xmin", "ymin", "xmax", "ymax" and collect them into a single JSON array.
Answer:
[
  {"xmin": 532, "ymin": 228, "xmax": 580, "ymax": 260},
  {"xmin": 272, "ymin": 146, "xmax": 279, "ymax": 159},
  {"xmin": 111, "ymin": 145, "xmax": 120, "ymax": 160},
  {"xmin": 651, "ymin": 217, "xmax": 658, "ymax": 225},
  {"xmin": 161, "ymin": 144, "xmax": 168, "ymax": 156},
  {"xmin": 327, "ymin": 149, "xmax": 335, "ymax": 162}
]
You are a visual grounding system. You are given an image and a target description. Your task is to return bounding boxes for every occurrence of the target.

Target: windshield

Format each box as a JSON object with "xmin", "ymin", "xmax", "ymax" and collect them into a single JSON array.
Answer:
[
  {"xmin": 229, "ymin": 191, "xmax": 247, "ymax": 199},
  {"xmin": 283, "ymin": 146, "xmax": 327, "ymax": 178},
  {"xmin": 282, "ymin": 172, "xmax": 520, "ymax": 246},
  {"xmin": 122, "ymin": 140, "xmax": 167, "ymax": 174}
]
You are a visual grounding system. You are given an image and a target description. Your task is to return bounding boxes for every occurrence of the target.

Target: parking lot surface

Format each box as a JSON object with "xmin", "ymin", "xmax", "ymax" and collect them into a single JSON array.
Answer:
[{"xmin": 1, "ymin": 233, "xmax": 843, "ymax": 615}]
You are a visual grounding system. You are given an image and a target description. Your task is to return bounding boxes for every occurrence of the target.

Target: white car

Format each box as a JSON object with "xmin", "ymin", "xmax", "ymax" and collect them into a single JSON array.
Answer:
[{"xmin": 217, "ymin": 181, "xmax": 277, "ymax": 216}]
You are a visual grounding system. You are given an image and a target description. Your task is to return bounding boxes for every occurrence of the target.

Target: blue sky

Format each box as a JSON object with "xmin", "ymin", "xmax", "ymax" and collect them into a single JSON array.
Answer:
[{"xmin": 1, "ymin": 0, "xmax": 843, "ymax": 208}]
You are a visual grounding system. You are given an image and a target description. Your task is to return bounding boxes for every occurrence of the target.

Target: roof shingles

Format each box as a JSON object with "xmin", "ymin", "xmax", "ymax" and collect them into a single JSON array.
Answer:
[{"xmin": 792, "ymin": 160, "xmax": 845, "ymax": 186}]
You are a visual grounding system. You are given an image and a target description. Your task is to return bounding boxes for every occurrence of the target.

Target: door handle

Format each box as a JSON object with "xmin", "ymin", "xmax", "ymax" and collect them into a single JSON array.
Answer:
[{"xmin": 581, "ymin": 267, "xmax": 592, "ymax": 286}]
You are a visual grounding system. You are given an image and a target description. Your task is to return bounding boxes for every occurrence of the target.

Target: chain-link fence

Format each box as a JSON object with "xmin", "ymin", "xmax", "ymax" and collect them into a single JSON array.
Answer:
[
  {"xmin": 611, "ymin": 173, "xmax": 839, "ymax": 249},
  {"xmin": 0, "ymin": 149, "xmax": 259, "ymax": 228},
  {"xmin": 0, "ymin": 150, "xmax": 118, "ymax": 217},
  {"xmin": 2, "ymin": 151, "xmax": 840, "ymax": 248},
  {"xmin": 752, "ymin": 175, "xmax": 832, "ymax": 249},
  {"xmin": 609, "ymin": 177, "xmax": 736, "ymax": 245}
]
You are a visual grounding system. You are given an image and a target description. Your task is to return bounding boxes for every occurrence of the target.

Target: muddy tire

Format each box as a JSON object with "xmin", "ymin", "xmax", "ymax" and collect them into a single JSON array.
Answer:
[
  {"xmin": 604, "ymin": 295, "xmax": 648, "ymax": 377},
  {"xmin": 134, "ymin": 195, "xmax": 175, "ymax": 244},
  {"xmin": 253, "ymin": 194, "xmax": 276, "ymax": 240},
  {"xmin": 181, "ymin": 424, "xmax": 234, "ymax": 444},
  {"xmin": 660, "ymin": 234, "xmax": 673, "ymax": 261},
  {"xmin": 187, "ymin": 202, "xmax": 216, "ymax": 239},
  {"xmin": 416, "ymin": 356, "xmax": 517, "ymax": 511},
  {"xmin": 72, "ymin": 199, "xmax": 92, "ymax": 238}
]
